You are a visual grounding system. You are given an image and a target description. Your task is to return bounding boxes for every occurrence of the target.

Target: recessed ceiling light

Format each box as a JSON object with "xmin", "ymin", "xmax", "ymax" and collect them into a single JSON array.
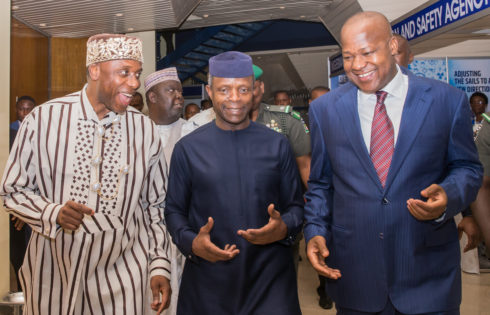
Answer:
[
  {"xmin": 115, "ymin": 13, "xmax": 124, "ymax": 17},
  {"xmin": 187, "ymin": 14, "xmax": 202, "ymax": 21},
  {"xmin": 39, "ymin": 23, "xmax": 47, "ymax": 27},
  {"xmin": 300, "ymin": 15, "xmax": 306, "ymax": 18},
  {"xmin": 203, "ymin": 14, "xmax": 209, "ymax": 18},
  {"xmin": 279, "ymin": 6, "xmax": 285, "ymax": 9},
  {"xmin": 473, "ymin": 29, "xmax": 490, "ymax": 35},
  {"xmin": 127, "ymin": 28, "xmax": 134, "ymax": 31},
  {"xmin": 12, "ymin": 5, "xmax": 19, "ymax": 10}
]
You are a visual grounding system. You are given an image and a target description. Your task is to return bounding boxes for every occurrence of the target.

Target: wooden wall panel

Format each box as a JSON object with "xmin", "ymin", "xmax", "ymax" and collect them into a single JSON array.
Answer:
[
  {"xmin": 10, "ymin": 18, "xmax": 49, "ymax": 123},
  {"xmin": 50, "ymin": 37, "xmax": 88, "ymax": 98}
]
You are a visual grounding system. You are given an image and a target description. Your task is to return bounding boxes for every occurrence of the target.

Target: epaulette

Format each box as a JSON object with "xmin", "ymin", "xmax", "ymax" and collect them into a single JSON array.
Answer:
[
  {"xmin": 291, "ymin": 110, "xmax": 302, "ymax": 121},
  {"xmin": 266, "ymin": 105, "xmax": 292, "ymax": 114},
  {"xmin": 482, "ymin": 113, "xmax": 490, "ymax": 123}
]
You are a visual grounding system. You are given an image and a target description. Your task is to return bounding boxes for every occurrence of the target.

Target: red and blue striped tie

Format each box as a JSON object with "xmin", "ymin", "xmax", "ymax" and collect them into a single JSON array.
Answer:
[{"xmin": 370, "ymin": 91, "xmax": 393, "ymax": 188}]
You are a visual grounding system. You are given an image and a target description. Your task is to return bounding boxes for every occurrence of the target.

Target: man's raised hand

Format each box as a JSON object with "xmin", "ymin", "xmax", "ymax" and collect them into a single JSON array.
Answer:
[
  {"xmin": 407, "ymin": 184, "xmax": 448, "ymax": 221},
  {"xmin": 306, "ymin": 235, "xmax": 341, "ymax": 279},
  {"xmin": 56, "ymin": 200, "xmax": 94, "ymax": 230},
  {"xmin": 237, "ymin": 203, "xmax": 287, "ymax": 245},
  {"xmin": 192, "ymin": 217, "xmax": 239, "ymax": 262}
]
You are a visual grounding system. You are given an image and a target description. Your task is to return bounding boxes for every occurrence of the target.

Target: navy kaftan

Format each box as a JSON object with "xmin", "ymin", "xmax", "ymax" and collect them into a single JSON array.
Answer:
[{"xmin": 165, "ymin": 121, "xmax": 304, "ymax": 315}]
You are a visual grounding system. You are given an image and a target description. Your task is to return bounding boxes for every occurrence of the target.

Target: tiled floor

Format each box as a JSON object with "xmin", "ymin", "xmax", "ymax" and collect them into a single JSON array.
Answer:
[
  {"xmin": 3, "ymin": 243, "xmax": 490, "ymax": 314},
  {"xmin": 297, "ymin": 240, "xmax": 490, "ymax": 315}
]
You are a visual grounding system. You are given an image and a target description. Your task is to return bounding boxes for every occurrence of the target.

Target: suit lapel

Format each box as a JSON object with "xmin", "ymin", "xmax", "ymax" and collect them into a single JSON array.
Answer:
[
  {"xmin": 384, "ymin": 72, "xmax": 432, "ymax": 190},
  {"xmin": 335, "ymin": 84, "xmax": 382, "ymax": 190}
]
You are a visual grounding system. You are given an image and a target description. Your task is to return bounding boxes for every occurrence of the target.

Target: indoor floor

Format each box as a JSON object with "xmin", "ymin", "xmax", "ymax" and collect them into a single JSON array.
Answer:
[{"xmin": 297, "ymin": 240, "xmax": 490, "ymax": 315}]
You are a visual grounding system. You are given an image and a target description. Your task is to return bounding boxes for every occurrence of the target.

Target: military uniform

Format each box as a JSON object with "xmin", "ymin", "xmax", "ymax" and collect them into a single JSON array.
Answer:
[
  {"xmin": 476, "ymin": 113, "xmax": 490, "ymax": 175},
  {"xmin": 255, "ymin": 103, "xmax": 309, "ymax": 274},
  {"xmin": 255, "ymin": 103, "xmax": 311, "ymax": 157}
]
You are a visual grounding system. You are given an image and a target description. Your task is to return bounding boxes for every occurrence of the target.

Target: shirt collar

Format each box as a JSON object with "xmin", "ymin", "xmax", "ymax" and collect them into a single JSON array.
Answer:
[
  {"xmin": 157, "ymin": 118, "xmax": 183, "ymax": 129},
  {"xmin": 359, "ymin": 65, "xmax": 405, "ymax": 99},
  {"xmin": 81, "ymin": 84, "xmax": 123, "ymax": 125}
]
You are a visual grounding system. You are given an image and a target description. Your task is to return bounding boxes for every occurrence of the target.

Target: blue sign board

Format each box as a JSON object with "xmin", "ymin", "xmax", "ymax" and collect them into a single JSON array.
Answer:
[
  {"xmin": 329, "ymin": 53, "xmax": 344, "ymax": 77},
  {"xmin": 448, "ymin": 58, "xmax": 490, "ymax": 100},
  {"xmin": 392, "ymin": 0, "xmax": 490, "ymax": 40}
]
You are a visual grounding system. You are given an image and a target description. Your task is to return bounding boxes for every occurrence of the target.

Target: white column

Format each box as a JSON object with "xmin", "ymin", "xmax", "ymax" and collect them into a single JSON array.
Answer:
[
  {"xmin": 0, "ymin": 0, "xmax": 11, "ymax": 297},
  {"xmin": 130, "ymin": 30, "xmax": 156, "ymax": 114}
]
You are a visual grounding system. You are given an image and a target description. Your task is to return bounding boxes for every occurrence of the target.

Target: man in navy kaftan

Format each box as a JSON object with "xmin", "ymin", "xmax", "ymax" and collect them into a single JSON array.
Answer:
[{"xmin": 165, "ymin": 51, "xmax": 304, "ymax": 315}]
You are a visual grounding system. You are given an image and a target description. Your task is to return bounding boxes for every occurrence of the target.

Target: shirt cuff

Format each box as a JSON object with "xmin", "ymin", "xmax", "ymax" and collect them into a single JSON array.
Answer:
[
  {"xmin": 40, "ymin": 203, "xmax": 62, "ymax": 239},
  {"xmin": 181, "ymin": 230, "xmax": 199, "ymax": 262},
  {"xmin": 149, "ymin": 258, "xmax": 171, "ymax": 280},
  {"xmin": 281, "ymin": 212, "xmax": 301, "ymax": 245},
  {"xmin": 304, "ymin": 223, "xmax": 328, "ymax": 244},
  {"xmin": 434, "ymin": 210, "xmax": 447, "ymax": 223}
]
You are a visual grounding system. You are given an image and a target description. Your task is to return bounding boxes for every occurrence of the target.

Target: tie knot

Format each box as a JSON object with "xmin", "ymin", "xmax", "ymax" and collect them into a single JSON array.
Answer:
[{"xmin": 375, "ymin": 91, "xmax": 388, "ymax": 104}]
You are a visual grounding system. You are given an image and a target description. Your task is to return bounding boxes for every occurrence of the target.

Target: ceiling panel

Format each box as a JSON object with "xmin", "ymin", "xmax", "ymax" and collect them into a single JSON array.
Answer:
[
  {"xmin": 11, "ymin": 0, "xmax": 199, "ymax": 37},
  {"xmin": 411, "ymin": 14, "xmax": 490, "ymax": 55},
  {"xmin": 181, "ymin": 0, "xmax": 334, "ymax": 29},
  {"xmin": 9, "ymin": 0, "xmax": 490, "ymax": 57},
  {"xmin": 11, "ymin": 0, "xmax": 336, "ymax": 37}
]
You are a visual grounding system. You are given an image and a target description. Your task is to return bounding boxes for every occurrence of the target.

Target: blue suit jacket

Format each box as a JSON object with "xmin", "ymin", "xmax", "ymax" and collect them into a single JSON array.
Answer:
[{"xmin": 304, "ymin": 69, "xmax": 482, "ymax": 314}]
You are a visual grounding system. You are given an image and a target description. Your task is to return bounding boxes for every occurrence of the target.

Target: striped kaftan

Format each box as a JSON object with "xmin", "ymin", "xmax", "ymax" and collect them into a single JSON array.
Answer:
[{"xmin": 1, "ymin": 86, "xmax": 171, "ymax": 315}]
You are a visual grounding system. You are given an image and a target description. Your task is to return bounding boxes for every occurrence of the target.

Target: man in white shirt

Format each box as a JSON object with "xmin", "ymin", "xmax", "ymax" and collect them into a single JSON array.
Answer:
[
  {"xmin": 145, "ymin": 67, "xmax": 196, "ymax": 314},
  {"xmin": 145, "ymin": 67, "xmax": 196, "ymax": 167}
]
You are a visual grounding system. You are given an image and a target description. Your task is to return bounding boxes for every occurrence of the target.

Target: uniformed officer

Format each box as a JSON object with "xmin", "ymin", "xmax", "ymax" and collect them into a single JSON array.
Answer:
[
  {"xmin": 472, "ymin": 112, "xmax": 490, "ymax": 261},
  {"xmin": 250, "ymin": 65, "xmax": 311, "ymax": 188},
  {"xmin": 250, "ymin": 65, "xmax": 310, "ymax": 276}
]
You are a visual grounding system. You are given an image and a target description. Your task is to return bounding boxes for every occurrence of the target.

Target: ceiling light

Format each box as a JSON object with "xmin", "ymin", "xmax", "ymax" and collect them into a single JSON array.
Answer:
[
  {"xmin": 300, "ymin": 15, "xmax": 306, "ymax": 18},
  {"xmin": 12, "ymin": 5, "xmax": 19, "ymax": 10},
  {"xmin": 187, "ymin": 14, "xmax": 203, "ymax": 21},
  {"xmin": 115, "ymin": 13, "xmax": 124, "ymax": 17},
  {"xmin": 473, "ymin": 29, "xmax": 490, "ymax": 35},
  {"xmin": 127, "ymin": 28, "xmax": 134, "ymax": 31},
  {"xmin": 39, "ymin": 23, "xmax": 47, "ymax": 27},
  {"xmin": 279, "ymin": 6, "xmax": 285, "ymax": 9},
  {"xmin": 203, "ymin": 14, "xmax": 209, "ymax": 18}
]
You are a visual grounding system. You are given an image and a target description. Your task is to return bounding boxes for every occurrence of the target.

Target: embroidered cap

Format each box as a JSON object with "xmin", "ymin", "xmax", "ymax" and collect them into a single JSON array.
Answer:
[
  {"xmin": 86, "ymin": 33, "xmax": 143, "ymax": 67},
  {"xmin": 144, "ymin": 67, "xmax": 180, "ymax": 93},
  {"xmin": 209, "ymin": 51, "xmax": 253, "ymax": 78}
]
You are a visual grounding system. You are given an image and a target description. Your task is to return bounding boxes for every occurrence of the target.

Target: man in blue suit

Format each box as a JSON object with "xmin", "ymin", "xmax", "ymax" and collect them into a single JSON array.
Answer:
[{"xmin": 304, "ymin": 11, "xmax": 482, "ymax": 315}]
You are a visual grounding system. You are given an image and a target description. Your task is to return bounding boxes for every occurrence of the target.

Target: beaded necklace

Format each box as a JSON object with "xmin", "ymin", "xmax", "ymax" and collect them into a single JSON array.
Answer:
[{"xmin": 90, "ymin": 114, "xmax": 130, "ymax": 201}]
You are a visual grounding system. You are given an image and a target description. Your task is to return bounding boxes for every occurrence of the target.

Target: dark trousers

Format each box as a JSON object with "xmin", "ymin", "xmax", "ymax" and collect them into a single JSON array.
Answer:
[
  {"xmin": 337, "ymin": 299, "xmax": 459, "ymax": 315},
  {"xmin": 10, "ymin": 215, "xmax": 31, "ymax": 290}
]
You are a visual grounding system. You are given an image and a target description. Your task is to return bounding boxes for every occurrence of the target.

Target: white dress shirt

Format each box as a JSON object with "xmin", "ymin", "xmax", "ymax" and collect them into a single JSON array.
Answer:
[{"xmin": 358, "ymin": 65, "xmax": 409, "ymax": 152}]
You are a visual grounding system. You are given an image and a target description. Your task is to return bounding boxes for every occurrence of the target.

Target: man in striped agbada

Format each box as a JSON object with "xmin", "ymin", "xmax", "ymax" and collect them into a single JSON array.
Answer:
[{"xmin": 1, "ymin": 33, "xmax": 171, "ymax": 315}]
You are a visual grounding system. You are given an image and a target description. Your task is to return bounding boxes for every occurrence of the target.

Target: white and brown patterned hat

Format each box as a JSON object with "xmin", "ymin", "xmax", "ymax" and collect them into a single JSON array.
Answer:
[
  {"xmin": 86, "ymin": 33, "xmax": 143, "ymax": 66},
  {"xmin": 144, "ymin": 67, "xmax": 180, "ymax": 93}
]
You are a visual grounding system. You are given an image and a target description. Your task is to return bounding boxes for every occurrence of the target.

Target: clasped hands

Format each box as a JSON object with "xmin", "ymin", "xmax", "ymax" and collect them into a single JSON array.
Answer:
[
  {"xmin": 307, "ymin": 184, "xmax": 449, "ymax": 280},
  {"xmin": 191, "ymin": 203, "xmax": 287, "ymax": 263}
]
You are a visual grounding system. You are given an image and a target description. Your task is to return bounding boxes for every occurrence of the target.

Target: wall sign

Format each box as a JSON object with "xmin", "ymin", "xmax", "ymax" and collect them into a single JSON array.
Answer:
[
  {"xmin": 392, "ymin": 0, "xmax": 490, "ymax": 40},
  {"xmin": 448, "ymin": 58, "xmax": 490, "ymax": 100}
]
